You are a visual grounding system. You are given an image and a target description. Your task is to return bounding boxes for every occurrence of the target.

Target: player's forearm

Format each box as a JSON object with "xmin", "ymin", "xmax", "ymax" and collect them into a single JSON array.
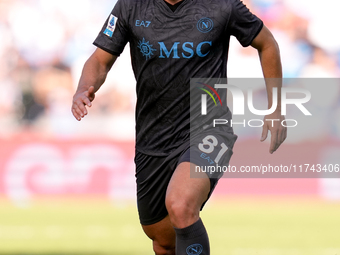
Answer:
[
  {"xmin": 76, "ymin": 55, "xmax": 111, "ymax": 94},
  {"xmin": 71, "ymin": 49, "xmax": 117, "ymax": 121},
  {"xmin": 251, "ymin": 26, "xmax": 283, "ymax": 111},
  {"xmin": 258, "ymin": 38, "xmax": 283, "ymax": 110},
  {"xmin": 257, "ymin": 35, "xmax": 282, "ymax": 78}
]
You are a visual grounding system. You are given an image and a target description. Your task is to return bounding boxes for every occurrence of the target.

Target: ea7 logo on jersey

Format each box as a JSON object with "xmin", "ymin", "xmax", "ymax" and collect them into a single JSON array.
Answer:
[
  {"xmin": 135, "ymin": 20, "xmax": 151, "ymax": 27},
  {"xmin": 104, "ymin": 14, "xmax": 118, "ymax": 38}
]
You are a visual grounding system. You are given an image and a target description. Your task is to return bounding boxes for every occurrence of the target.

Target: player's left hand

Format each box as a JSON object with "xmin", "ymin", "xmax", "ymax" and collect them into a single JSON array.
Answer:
[{"xmin": 261, "ymin": 112, "xmax": 287, "ymax": 154}]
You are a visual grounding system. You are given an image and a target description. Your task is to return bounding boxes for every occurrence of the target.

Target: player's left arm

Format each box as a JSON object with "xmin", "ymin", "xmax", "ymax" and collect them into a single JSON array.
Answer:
[{"xmin": 251, "ymin": 25, "xmax": 287, "ymax": 154}]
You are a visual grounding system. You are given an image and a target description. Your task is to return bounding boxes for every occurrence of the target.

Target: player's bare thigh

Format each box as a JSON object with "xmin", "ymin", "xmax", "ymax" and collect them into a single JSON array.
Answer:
[{"xmin": 165, "ymin": 162, "xmax": 210, "ymax": 228}]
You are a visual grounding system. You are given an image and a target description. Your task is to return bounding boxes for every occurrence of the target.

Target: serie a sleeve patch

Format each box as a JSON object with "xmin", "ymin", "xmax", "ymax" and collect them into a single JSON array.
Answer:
[{"xmin": 104, "ymin": 14, "xmax": 118, "ymax": 38}]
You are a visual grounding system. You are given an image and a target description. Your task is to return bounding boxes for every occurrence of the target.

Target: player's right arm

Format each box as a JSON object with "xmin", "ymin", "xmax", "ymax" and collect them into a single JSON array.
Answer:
[{"xmin": 72, "ymin": 48, "xmax": 117, "ymax": 121}]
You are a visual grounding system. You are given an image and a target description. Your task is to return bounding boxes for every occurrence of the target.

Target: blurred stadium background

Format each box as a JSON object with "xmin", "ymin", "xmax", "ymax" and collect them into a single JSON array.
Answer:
[{"xmin": 0, "ymin": 0, "xmax": 340, "ymax": 254}]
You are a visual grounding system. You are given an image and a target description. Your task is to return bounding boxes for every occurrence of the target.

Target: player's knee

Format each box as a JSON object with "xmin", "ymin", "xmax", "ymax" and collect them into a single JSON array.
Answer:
[
  {"xmin": 153, "ymin": 240, "xmax": 175, "ymax": 255},
  {"xmin": 165, "ymin": 196, "xmax": 198, "ymax": 228}
]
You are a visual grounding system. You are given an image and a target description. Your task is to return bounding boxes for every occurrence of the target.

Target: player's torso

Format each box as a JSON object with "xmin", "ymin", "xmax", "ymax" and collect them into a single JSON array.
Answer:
[
  {"xmin": 124, "ymin": 0, "xmax": 231, "ymax": 81},
  {"xmin": 121, "ymin": 0, "xmax": 233, "ymax": 154}
]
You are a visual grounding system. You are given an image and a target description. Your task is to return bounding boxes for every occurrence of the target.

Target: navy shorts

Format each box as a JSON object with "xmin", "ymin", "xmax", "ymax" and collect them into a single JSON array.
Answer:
[{"xmin": 135, "ymin": 125, "xmax": 237, "ymax": 225}]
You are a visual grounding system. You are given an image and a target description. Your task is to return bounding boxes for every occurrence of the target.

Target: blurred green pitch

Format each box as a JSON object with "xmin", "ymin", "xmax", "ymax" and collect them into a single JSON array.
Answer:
[{"xmin": 0, "ymin": 197, "xmax": 339, "ymax": 255}]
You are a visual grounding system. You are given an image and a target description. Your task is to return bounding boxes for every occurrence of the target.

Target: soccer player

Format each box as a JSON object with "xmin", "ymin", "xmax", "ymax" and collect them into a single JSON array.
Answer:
[{"xmin": 71, "ymin": 0, "xmax": 287, "ymax": 254}]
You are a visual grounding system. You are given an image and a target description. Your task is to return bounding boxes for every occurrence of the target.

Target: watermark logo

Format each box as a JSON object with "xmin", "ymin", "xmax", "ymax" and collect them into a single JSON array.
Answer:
[
  {"xmin": 201, "ymin": 84, "xmax": 312, "ymax": 116},
  {"xmin": 198, "ymin": 82, "xmax": 223, "ymax": 115},
  {"xmin": 196, "ymin": 82, "xmax": 312, "ymax": 128}
]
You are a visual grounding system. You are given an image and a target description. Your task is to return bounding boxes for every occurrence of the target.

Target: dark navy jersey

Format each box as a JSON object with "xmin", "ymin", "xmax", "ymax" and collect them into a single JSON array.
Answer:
[{"xmin": 94, "ymin": 0, "xmax": 263, "ymax": 156}]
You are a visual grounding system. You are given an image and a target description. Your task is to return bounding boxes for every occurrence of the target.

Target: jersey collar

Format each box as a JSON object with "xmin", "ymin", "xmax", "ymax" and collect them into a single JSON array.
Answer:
[{"xmin": 156, "ymin": 0, "xmax": 194, "ymax": 15}]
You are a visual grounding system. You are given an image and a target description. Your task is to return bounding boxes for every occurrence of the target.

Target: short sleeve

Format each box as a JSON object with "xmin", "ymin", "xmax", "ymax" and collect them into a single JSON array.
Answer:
[
  {"xmin": 93, "ymin": 0, "xmax": 130, "ymax": 56},
  {"xmin": 227, "ymin": 0, "xmax": 263, "ymax": 47}
]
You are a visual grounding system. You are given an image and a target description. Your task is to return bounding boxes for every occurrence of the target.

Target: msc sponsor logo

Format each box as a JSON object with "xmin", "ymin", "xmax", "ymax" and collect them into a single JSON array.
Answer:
[
  {"xmin": 138, "ymin": 38, "xmax": 157, "ymax": 60},
  {"xmin": 137, "ymin": 38, "xmax": 212, "ymax": 60},
  {"xmin": 197, "ymin": 17, "xmax": 214, "ymax": 33},
  {"xmin": 159, "ymin": 41, "xmax": 212, "ymax": 58}
]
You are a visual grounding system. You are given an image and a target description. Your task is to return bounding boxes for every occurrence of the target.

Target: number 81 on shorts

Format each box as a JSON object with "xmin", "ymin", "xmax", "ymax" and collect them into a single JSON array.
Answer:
[{"xmin": 198, "ymin": 135, "xmax": 228, "ymax": 164}]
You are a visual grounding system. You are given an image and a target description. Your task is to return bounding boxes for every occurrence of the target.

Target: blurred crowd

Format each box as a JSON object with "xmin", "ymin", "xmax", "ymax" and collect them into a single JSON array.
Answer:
[
  {"xmin": 0, "ymin": 0, "xmax": 339, "ymax": 141},
  {"xmin": 0, "ymin": 0, "xmax": 136, "ymax": 139}
]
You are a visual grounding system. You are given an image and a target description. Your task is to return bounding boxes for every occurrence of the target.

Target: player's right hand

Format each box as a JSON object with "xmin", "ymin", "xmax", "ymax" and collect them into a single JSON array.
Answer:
[{"xmin": 71, "ymin": 86, "xmax": 95, "ymax": 121}]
